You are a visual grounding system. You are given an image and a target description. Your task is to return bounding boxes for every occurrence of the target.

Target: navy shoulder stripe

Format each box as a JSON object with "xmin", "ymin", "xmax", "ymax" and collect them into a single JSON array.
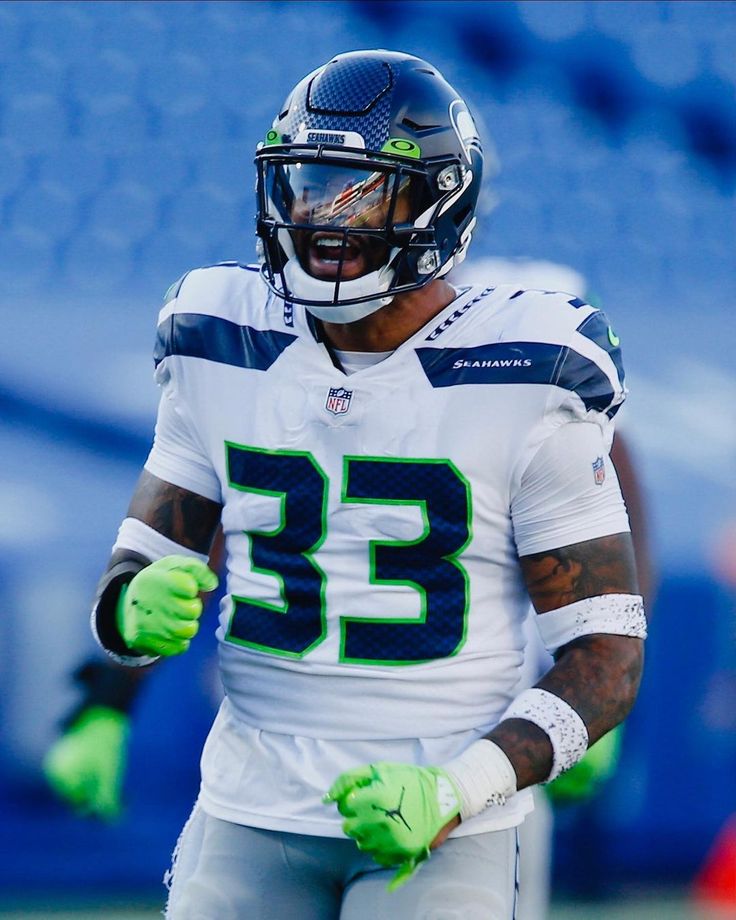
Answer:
[
  {"xmin": 575, "ymin": 310, "xmax": 625, "ymax": 384},
  {"xmin": 415, "ymin": 341, "xmax": 617, "ymax": 412},
  {"xmin": 554, "ymin": 347, "xmax": 618, "ymax": 413},
  {"xmin": 154, "ymin": 313, "xmax": 297, "ymax": 370}
]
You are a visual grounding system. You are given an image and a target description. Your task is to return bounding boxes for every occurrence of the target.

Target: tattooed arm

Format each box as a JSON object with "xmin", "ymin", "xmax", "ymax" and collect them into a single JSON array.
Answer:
[
  {"xmin": 125, "ymin": 469, "xmax": 222, "ymax": 554},
  {"xmin": 92, "ymin": 472, "xmax": 223, "ymax": 659},
  {"xmin": 482, "ymin": 532, "xmax": 644, "ymax": 790}
]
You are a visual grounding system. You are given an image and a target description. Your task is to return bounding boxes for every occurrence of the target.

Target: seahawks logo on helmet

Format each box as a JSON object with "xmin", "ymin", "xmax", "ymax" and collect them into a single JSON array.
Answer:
[{"xmin": 449, "ymin": 100, "xmax": 482, "ymax": 165}]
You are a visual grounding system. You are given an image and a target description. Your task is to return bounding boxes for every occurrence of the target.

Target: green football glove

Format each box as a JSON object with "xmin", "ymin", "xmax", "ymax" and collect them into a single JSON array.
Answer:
[
  {"xmin": 116, "ymin": 555, "xmax": 218, "ymax": 657},
  {"xmin": 546, "ymin": 724, "xmax": 622, "ymax": 804},
  {"xmin": 43, "ymin": 705, "xmax": 129, "ymax": 820},
  {"xmin": 324, "ymin": 762, "xmax": 461, "ymax": 890}
]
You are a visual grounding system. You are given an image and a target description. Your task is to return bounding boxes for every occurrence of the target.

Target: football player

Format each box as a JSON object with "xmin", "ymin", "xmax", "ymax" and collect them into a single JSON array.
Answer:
[{"xmin": 90, "ymin": 51, "xmax": 646, "ymax": 918}]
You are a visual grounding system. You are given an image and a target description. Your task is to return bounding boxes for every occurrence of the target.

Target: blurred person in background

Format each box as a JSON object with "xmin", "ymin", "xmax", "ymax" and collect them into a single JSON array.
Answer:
[{"xmin": 82, "ymin": 51, "xmax": 646, "ymax": 918}]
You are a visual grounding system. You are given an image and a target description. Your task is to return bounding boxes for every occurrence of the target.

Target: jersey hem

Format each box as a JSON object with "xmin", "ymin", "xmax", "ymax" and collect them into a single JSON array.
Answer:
[{"xmin": 197, "ymin": 786, "xmax": 534, "ymax": 839}]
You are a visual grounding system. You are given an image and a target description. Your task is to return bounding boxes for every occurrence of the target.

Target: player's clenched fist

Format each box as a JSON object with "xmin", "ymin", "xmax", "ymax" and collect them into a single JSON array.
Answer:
[
  {"xmin": 116, "ymin": 555, "xmax": 218, "ymax": 657},
  {"xmin": 324, "ymin": 762, "xmax": 461, "ymax": 889}
]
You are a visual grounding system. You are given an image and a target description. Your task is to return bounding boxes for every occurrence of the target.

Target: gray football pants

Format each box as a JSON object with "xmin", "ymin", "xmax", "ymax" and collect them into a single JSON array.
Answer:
[{"xmin": 166, "ymin": 804, "xmax": 519, "ymax": 919}]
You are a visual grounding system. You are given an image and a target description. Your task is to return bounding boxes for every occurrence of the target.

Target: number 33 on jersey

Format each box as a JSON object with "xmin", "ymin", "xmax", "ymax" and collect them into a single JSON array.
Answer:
[{"xmin": 147, "ymin": 263, "xmax": 625, "ymax": 742}]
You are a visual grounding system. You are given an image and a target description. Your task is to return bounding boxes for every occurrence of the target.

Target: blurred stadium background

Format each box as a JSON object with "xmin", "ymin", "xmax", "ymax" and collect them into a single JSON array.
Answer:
[{"xmin": 0, "ymin": 1, "xmax": 734, "ymax": 916}]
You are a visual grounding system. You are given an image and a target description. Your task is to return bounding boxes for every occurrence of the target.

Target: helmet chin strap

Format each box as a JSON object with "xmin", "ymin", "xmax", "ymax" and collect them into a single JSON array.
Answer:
[{"xmin": 283, "ymin": 257, "xmax": 397, "ymax": 324}]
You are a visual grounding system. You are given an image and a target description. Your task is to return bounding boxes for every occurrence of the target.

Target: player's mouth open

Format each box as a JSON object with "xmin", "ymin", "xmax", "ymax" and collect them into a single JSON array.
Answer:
[{"xmin": 308, "ymin": 233, "xmax": 367, "ymax": 280}]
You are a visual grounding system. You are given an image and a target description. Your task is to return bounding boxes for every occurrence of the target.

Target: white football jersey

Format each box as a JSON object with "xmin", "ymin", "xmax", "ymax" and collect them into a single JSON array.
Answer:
[{"xmin": 145, "ymin": 263, "xmax": 628, "ymax": 836}]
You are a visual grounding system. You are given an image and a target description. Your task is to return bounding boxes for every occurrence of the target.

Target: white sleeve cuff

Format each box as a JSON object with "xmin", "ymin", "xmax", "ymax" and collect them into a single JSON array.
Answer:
[
  {"xmin": 512, "ymin": 422, "xmax": 630, "ymax": 557},
  {"xmin": 113, "ymin": 517, "xmax": 209, "ymax": 563},
  {"xmin": 145, "ymin": 378, "xmax": 222, "ymax": 503}
]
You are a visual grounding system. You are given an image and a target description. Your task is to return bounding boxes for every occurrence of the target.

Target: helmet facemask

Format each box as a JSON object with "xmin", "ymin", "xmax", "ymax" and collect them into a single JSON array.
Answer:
[{"xmin": 256, "ymin": 145, "xmax": 461, "ymax": 323}]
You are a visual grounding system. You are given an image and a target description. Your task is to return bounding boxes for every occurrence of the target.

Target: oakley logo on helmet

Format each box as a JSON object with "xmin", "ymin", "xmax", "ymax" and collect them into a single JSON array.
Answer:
[{"xmin": 381, "ymin": 138, "xmax": 422, "ymax": 158}]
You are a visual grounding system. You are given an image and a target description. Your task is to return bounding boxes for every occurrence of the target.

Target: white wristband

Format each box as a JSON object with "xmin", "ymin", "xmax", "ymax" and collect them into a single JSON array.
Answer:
[
  {"xmin": 536, "ymin": 593, "xmax": 647, "ymax": 654},
  {"xmin": 443, "ymin": 740, "xmax": 518, "ymax": 820},
  {"xmin": 503, "ymin": 688, "xmax": 589, "ymax": 782}
]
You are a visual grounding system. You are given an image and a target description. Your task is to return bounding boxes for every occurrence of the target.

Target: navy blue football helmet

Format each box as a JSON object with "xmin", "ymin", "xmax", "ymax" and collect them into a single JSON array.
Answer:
[{"xmin": 255, "ymin": 50, "xmax": 484, "ymax": 323}]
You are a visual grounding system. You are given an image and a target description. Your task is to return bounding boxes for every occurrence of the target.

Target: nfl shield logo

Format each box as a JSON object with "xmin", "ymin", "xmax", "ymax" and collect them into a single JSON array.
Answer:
[
  {"xmin": 325, "ymin": 386, "xmax": 353, "ymax": 416},
  {"xmin": 592, "ymin": 456, "xmax": 606, "ymax": 486}
]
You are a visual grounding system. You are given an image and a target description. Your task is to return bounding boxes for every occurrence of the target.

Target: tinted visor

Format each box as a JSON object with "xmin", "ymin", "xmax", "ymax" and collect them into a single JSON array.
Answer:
[{"xmin": 265, "ymin": 161, "xmax": 415, "ymax": 231}]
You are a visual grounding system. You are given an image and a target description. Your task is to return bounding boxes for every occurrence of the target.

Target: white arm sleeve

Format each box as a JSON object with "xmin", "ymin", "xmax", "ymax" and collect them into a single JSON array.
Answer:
[
  {"xmin": 144, "ymin": 366, "xmax": 222, "ymax": 503},
  {"xmin": 511, "ymin": 422, "xmax": 630, "ymax": 557}
]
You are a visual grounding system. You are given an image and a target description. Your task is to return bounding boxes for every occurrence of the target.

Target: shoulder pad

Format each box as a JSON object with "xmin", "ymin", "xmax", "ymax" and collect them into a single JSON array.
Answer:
[
  {"xmin": 166, "ymin": 263, "xmax": 266, "ymax": 323},
  {"xmin": 163, "ymin": 271, "xmax": 190, "ymax": 305},
  {"xmin": 163, "ymin": 263, "xmax": 260, "ymax": 306},
  {"xmin": 498, "ymin": 288, "xmax": 596, "ymax": 344},
  {"xmin": 204, "ymin": 260, "xmax": 260, "ymax": 271},
  {"xmin": 508, "ymin": 287, "xmax": 592, "ymax": 312},
  {"xmin": 572, "ymin": 307, "xmax": 625, "ymax": 387},
  {"xmin": 505, "ymin": 289, "xmax": 626, "ymax": 417}
]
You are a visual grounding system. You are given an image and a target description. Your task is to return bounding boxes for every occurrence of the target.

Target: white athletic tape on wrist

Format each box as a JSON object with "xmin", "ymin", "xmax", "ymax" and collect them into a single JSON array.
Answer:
[
  {"xmin": 443, "ymin": 740, "xmax": 518, "ymax": 820},
  {"xmin": 503, "ymin": 688, "xmax": 589, "ymax": 782},
  {"xmin": 536, "ymin": 593, "xmax": 647, "ymax": 654},
  {"xmin": 113, "ymin": 517, "xmax": 210, "ymax": 563}
]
